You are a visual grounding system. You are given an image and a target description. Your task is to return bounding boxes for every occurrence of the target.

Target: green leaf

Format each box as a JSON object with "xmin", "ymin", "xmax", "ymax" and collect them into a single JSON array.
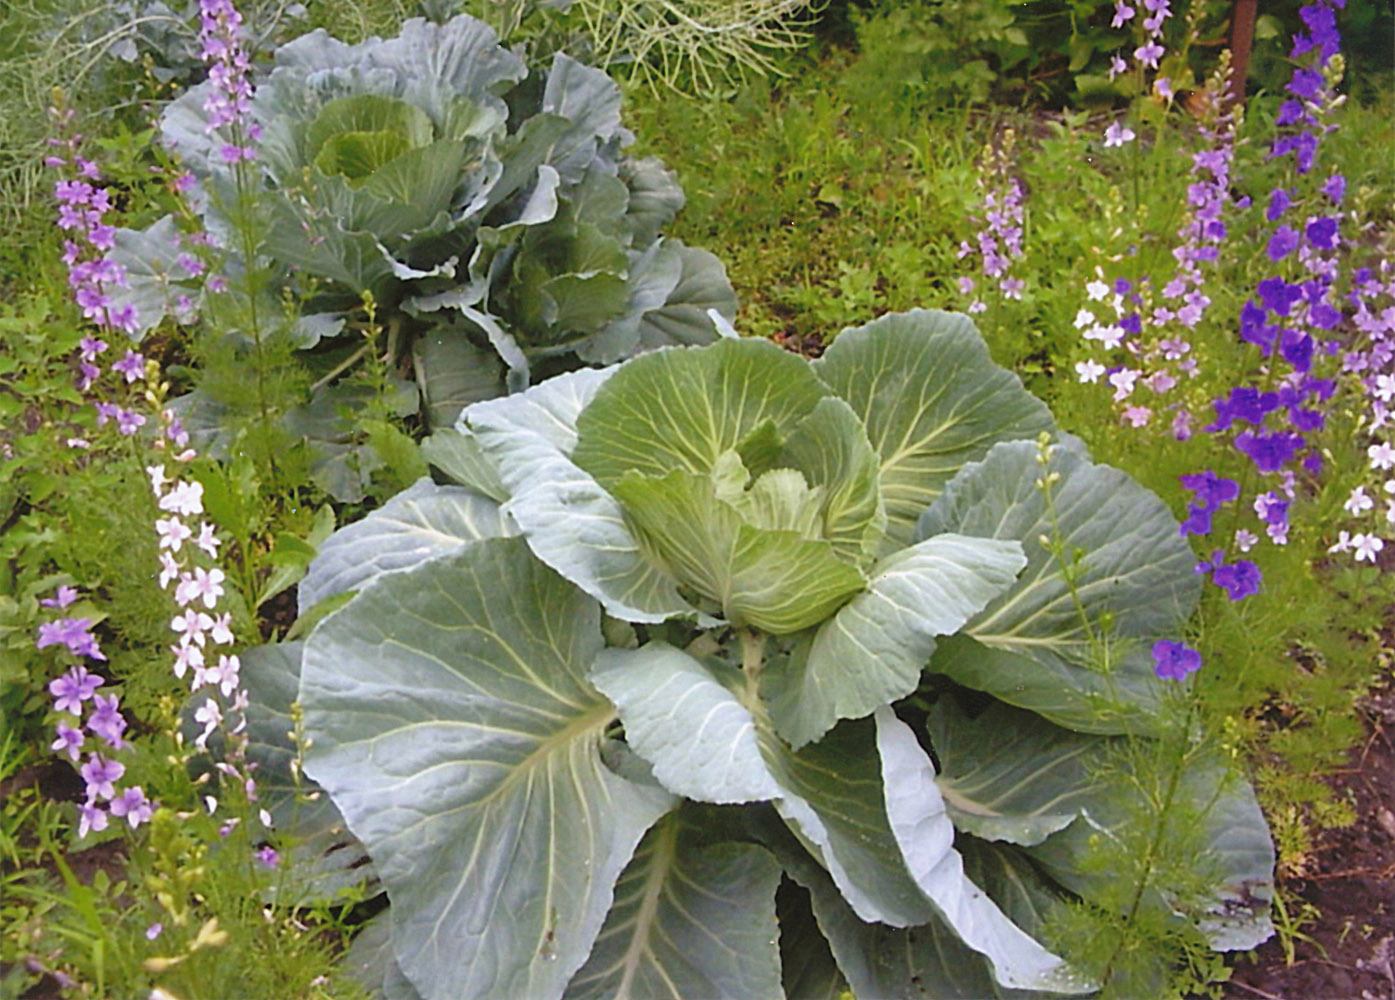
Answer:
[
  {"xmin": 812, "ymin": 310, "xmax": 1053, "ymax": 548},
  {"xmin": 916, "ymin": 437, "xmax": 1200, "ymax": 734},
  {"xmin": 307, "ymin": 94, "xmax": 435, "ymax": 166},
  {"xmin": 611, "ymin": 466, "xmax": 864, "ymax": 635},
  {"xmin": 462, "ymin": 368, "xmax": 701, "ymax": 624},
  {"xmin": 300, "ymin": 538, "xmax": 675, "ymax": 1000},
  {"xmin": 780, "ymin": 397, "xmax": 885, "ymax": 561},
  {"xmin": 774, "ymin": 880, "xmax": 849, "ymax": 1000},
  {"xmin": 573, "ymin": 337, "xmax": 829, "ymax": 489},
  {"xmin": 420, "ymin": 428, "xmax": 508, "ymax": 502},
  {"xmin": 562, "ymin": 810, "xmax": 783, "ymax": 1000},
  {"xmin": 767, "ymin": 810, "xmax": 1036, "ymax": 1000},
  {"xmin": 412, "ymin": 325, "xmax": 506, "ymax": 430},
  {"xmin": 929, "ymin": 698, "xmax": 1106, "ymax": 846},
  {"xmin": 763, "ymin": 534, "xmax": 1026, "ymax": 748},
  {"xmin": 874, "ymin": 708, "xmax": 1087, "ymax": 993},
  {"xmin": 589, "ymin": 643, "xmax": 780, "ymax": 804},
  {"xmin": 297, "ymin": 477, "xmax": 516, "ymax": 615}
]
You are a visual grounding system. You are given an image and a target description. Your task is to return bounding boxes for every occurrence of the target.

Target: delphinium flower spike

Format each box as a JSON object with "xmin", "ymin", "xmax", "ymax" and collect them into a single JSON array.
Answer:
[{"xmin": 958, "ymin": 129, "xmax": 1028, "ymax": 314}]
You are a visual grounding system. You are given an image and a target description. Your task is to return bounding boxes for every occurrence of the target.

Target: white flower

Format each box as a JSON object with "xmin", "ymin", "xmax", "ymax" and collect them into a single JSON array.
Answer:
[
  {"xmin": 156, "ymin": 516, "xmax": 192, "ymax": 552},
  {"xmin": 1374, "ymin": 374, "xmax": 1395, "ymax": 403},
  {"xmin": 188, "ymin": 566, "xmax": 225, "ymax": 609},
  {"xmin": 1086, "ymin": 279, "xmax": 1110, "ymax": 301},
  {"xmin": 197, "ymin": 522, "xmax": 221, "ymax": 558},
  {"xmin": 158, "ymin": 551, "xmax": 181, "ymax": 589},
  {"xmin": 1369, "ymin": 441, "xmax": 1395, "ymax": 471},
  {"xmin": 172, "ymin": 608, "xmax": 214, "ymax": 646},
  {"xmin": 172, "ymin": 640, "xmax": 205, "ymax": 680},
  {"xmin": 1075, "ymin": 360, "xmax": 1106, "ymax": 383},
  {"xmin": 158, "ymin": 480, "xmax": 204, "ymax": 517},
  {"xmin": 1108, "ymin": 368, "xmax": 1139, "ymax": 401},
  {"xmin": 210, "ymin": 612, "xmax": 235, "ymax": 645},
  {"xmin": 1235, "ymin": 529, "xmax": 1258, "ymax": 552},
  {"xmin": 1327, "ymin": 530, "xmax": 1352, "ymax": 554},
  {"xmin": 1344, "ymin": 486, "xmax": 1374, "ymax": 516},
  {"xmin": 1074, "ymin": 308, "xmax": 1096, "ymax": 329},
  {"xmin": 1104, "ymin": 122, "xmax": 1136, "ymax": 148},
  {"xmin": 147, "ymin": 464, "xmax": 169, "ymax": 495},
  {"xmin": 194, "ymin": 699, "xmax": 222, "ymax": 750},
  {"xmin": 1352, "ymin": 533, "xmax": 1384, "ymax": 563}
]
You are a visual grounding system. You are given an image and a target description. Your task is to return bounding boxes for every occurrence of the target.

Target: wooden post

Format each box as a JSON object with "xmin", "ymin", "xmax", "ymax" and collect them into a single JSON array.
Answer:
[{"xmin": 1228, "ymin": 0, "xmax": 1259, "ymax": 107}]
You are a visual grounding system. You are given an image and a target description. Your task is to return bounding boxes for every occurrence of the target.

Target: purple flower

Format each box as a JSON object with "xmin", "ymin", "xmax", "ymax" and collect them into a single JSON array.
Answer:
[
  {"xmin": 1280, "ymin": 330, "xmax": 1314, "ymax": 372},
  {"xmin": 111, "ymin": 350, "xmax": 145, "ymax": 383},
  {"xmin": 1286, "ymin": 66, "xmax": 1325, "ymax": 100},
  {"xmin": 47, "ymin": 665, "xmax": 104, "ymax": 714},
  {"xmin": 1266, "ymin": 226, "xmax": 1300, "ymax": 261},
  {"xmin": 79, "ymin": 754, "xmax": 125, "ymax": 800},
  {"xmin": 109, "ymin": 786, "xmax": 153, "ymax": 829},
  {"xmin": 51, "ymin": 723, "xmax": 85, "ymax": 761},
  {"xmin": 87, "ymin": 693, "xmax": 128, "ymax": 748},
  {"xmin": 1152, "ymin": 640, "xmax": 1202, "ymax": 680},
  {"xmin": 1235, "ymin": 430, "xmax": 1305, "ymax": 473},
  {"xmin": 1266, "ymin": 188, "xmax": 1291, "ymax": 222},
  {"xmin": 1322, "ymin": 174, "xmax": 1346, "ymax": 203},
  {"xmin": 1179, "ymin": 505, "xmax": 1214, "ymax": 537},
  {"xmin": 41, "ymin": 585, "xmax": 80, "ymax": 608},
  {"xmin": 256, "ymin": 845, "xmax": 280, "ymax": 868},
  {"xmin": 78, "ymin": 800, "xmax": 109, "ymax": 838},
  {"xmin": 1258, "ymin": 277, "xmax": 1304, "ymax": 317},
  {"xmin": 1180, "ymin": 469, "xmax": 1240, "ymax": 510},
  {"xmin": 1212, "ymin": 559, "xmax": 1262, "ymax": 601},
  {"xmin": 1111, "ymin": 1, "xmax": 1135, "ymax": 28},
  {"xmin": 1306, "ymin": 216, "xmax": 1339, "ymax": 250},
  {"xmin": 1134, "ymin": 40, "xmax": 1165, "ymax": 69}
]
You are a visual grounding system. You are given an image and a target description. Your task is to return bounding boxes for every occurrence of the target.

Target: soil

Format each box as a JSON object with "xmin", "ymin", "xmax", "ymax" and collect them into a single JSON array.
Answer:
[{"xmin": 1226, "ymin": 679, "xmax": 1395, "ymax": 1000}]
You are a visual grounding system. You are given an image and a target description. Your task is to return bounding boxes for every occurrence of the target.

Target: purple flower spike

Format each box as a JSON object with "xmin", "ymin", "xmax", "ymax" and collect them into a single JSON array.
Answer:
[{"xmin": 1152, "ymin": 640, "xmax": 1203, "ymax": 680}]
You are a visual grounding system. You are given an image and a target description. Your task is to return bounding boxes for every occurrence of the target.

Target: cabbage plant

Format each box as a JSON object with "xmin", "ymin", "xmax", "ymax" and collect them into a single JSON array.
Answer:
[
  {"xmin": 115, "ymin": 15, "xmax": 734, "ymax": 496},
  {"xmin": 289, "ymin": 310, "xmax": 1274, "ymax": 999}
]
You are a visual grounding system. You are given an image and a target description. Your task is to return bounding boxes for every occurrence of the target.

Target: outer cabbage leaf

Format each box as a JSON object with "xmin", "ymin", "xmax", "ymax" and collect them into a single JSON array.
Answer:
[
  {"xmin": 916, "ymin": 436, "xmax": 1200, "ymax": 734},
  {"xmin": 411, "ymin": 325, "xmax": 507, "ymax": 429},
  {"xmin": 344, "ymin": 911, "xmax": 425, "ymax": 1000},
  {"xmin": 762, "ymin": 534, "xmax": 1026, "ymax": 748},
  {"xmin": 297, "ymin": 477, "xmax": 516, "ymax": 614},
  {"xmin": 929, "ymin": 698, "xmax": 1108, "ymax": 846},
  {"xmin": 562, "ymin": 809, "xmax": 783, "ymax": 1000},
  {"xmin": 460, "ymin": 368, "xmax": 702, "ymax": 624},
  {"xmin": 812, "ymin": 310, "xmax": 1054, "ymax": 549},
  {"xmin": 873, "ymin": 708, "xmax": 1085, "ymax": 993},
  {"xmin": 300, "ymin": 538, "xmax": 675, "ymax": 1000}
]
